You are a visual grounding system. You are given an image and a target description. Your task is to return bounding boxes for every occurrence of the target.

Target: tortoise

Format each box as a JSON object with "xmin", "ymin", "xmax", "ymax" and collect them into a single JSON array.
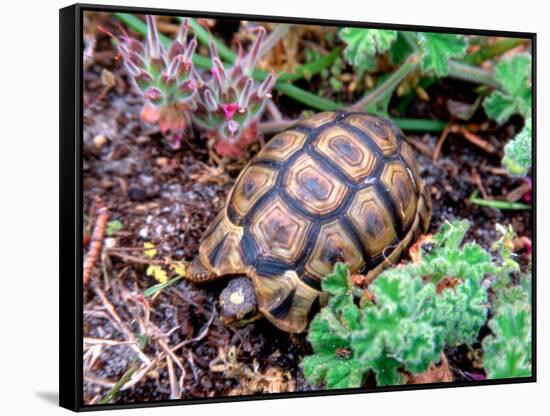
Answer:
[{"xmin": 184, "ymin": 111, "xmax": 431, "ymax": 333}]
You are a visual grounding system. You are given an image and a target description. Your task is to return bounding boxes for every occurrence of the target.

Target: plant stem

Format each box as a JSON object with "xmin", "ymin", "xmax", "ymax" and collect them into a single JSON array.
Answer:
[
  {"xmin": 469, "ymin": 191, "xmax": 531, "ymax": 210},
  {"xmin": 276, "ymin": 49, "xmax": 340, "ymax": 83},
  {"xmin": 258, "ymin": 24, "xmax": 290, "ymax": 61},
  {"xmin": 275, "ymin": 83, "xmax": 341, "ymax": 110},
  {"xmin": 393, "ymin": 118, "xmax": 447, "ymax": 132},
  {"xmin": 401, "ymin": 31, "xmax": 420, "ymax": 53},
  {"xmin": 463, "ymin": 38, "xmax": 526, "ymax": 65},
  {"xmin": 259, "ymin": 119, "xmax": 297, "ymax": 133},
  {"xmin": 185, "ymin": 18, "xmax": 236, "ymax": 63},
  {"xmin": 350, "ymin": 55, "xmax": 419, "ymax": 110},
  {"xmin": 99, "ymin": 362, "xmax": 139, "ymax": 404},
  {"xmin": 260, "ymin": 116, "xmax": 446, "ymax": 134},
  {"xmin": 448, "ymin": 61, "xmax": 498, "ymax": 87}
]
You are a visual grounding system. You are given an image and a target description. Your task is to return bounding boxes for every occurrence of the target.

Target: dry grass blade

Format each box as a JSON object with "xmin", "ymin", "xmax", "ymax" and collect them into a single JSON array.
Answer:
[
  {"xmin": 166, "ymin": 355, "xmax": 181, "ymax": 400},
  {"xmin": 93, "ymin": 287, "xmax": 151, "ymax": 364}
]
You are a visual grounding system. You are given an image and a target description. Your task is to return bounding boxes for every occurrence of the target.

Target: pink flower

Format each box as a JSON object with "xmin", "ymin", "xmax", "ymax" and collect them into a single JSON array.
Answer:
[{"xmin": 222, "ymin": 103, "xmax": 240, "ymax": 121}]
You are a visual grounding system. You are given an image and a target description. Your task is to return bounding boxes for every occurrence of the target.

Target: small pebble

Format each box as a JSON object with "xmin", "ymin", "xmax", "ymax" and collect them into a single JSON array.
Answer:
[
  {"xmin": 136, "ymin": 135, "xmax": 151, "ymax": 144},
  {"xmin": 139, "ymin": 174, "xmax": 155, "ymax": 187},
  {"xmin": 156, "ymin": 157, "xmax": 169, "ymax": 167},
  {"xmin": 138, "ymin": 227, "xmax": 149, "ymax": 239},
  {"xmin": 128, "ymin": 186, "xmax": 147, "ymax": 202},
  {"xmin": 104, "ymin": 237, "xmax": 117, "ymax": 248},
  {"xmin": 93, "ymin": 134, "xmax": 108, "ymax": 149}
]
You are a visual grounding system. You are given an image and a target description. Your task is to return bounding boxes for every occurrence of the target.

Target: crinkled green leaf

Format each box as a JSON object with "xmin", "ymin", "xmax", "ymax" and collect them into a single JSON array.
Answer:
[
  {"xmin": 483, "ymin": 282, "xmax": 532, "ymax": 379},
  {"xmin": 483, "ymin": 92, "xmax": 524, "ymax": 124},
  {"xmin": 434, "ymin": 279, "xmax": 488, "ymax": 345},
  {"xmin": 372, "ymin": 356, "xmax": 403, "ymax": 386},
  {"xmin": 302, "ymin": 221, "xmax": 512, "ymax": 388},
  {"xmin": 417, "ymin": 32, "xmax": 468, "ymax": 76},
  {"xmin": 351, "ymin": 272, "xmax": 441, "ymax": 371},
  {"xmin": 494, "ymin": 54, "xmax": 532, "ymax": 98},
  {"xmin": 502, "ymin": 118, "xmax": 532, "ymax": 177},
  {"xmin": 322, "ymin": 262, "xmax": 351, "ymax": 297},
  {"xmin": 325, "ymin": 358, "xmax": 366, "ymax": 389},
  {"xmin": 302, "ymin": 353, "xmax": 363, "ymax": 388},
  {"xmin": 483, "ymin": 54, "xmax": 532, "ymax": 124},
  {"xmin": 339, "ymin": 28, "xmax": 398, "ymax": 71},
  {"xmin": 307, "ymin": 308, "xmax": 351, "ymax": 353},
  {"xmin": 389, "ymin": 32, "xmax": 414, "ymax": 65}
]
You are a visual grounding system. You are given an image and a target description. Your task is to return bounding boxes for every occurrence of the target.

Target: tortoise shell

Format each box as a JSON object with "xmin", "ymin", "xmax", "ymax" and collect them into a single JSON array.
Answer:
[{"xmin": 198, "ymin": 111, "xmax": 431, "ymax": 333}]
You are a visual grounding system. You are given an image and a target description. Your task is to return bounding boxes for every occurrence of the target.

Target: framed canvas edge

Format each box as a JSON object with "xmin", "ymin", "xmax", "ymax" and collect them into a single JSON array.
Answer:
[{"xmin": 59, "ymin": 2, "xmax": 537, "ymax": 412}]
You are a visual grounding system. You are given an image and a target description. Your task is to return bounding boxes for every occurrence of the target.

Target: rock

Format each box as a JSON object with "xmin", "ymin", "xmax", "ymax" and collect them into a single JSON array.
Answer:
[
  {"xmin": 93, "ymin": 134, "xmax": 109, "ymax": 149},
  {"xmin": 128, "ymin": 186, "xmax": 148, "ymax": 202},
  {"xmin": 136, "ymin": 135, "xmax": 151, "ymax": 144}
]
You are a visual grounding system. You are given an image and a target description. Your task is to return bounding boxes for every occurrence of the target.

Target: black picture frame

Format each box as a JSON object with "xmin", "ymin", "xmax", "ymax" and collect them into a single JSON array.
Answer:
[{"xmin": 60, "ymin": 3, "xmax": 537, "ymax": 412}]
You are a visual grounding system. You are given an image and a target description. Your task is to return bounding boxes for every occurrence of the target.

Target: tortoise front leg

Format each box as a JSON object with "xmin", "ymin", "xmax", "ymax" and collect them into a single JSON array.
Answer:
[{"xmin": 185, "ymin": 258, "xmax": 223, "ymax": 283}]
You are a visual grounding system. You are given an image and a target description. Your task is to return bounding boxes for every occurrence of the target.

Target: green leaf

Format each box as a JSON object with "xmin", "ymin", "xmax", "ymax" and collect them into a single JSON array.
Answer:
[
  {"xmin": 339, "ymin": 28, "xmax": 398, "ymax": 71},
  {"xmin": 372, "ymin": 355, "xmax": 403, "ymax": 386},
  {"xmin": 106, "ymin": 219, "xmax": 123, "ymax": 236},
  {"xmin": 325, "ymin": 358, "xmax": 365, "ymax": 389},
  {"xmin": 143, "ymin": 276, "xmax": 182, "ymax": 298},
  {"xmin": 483, "ymin": 283, "xmax": 532, "ymax": 379},
  {"xmin": 303, "ymin": 354, "xmax": 364, "ymax": 389},
  {"xmin": 494, "ymin": 54, "xmax": 532, "ymax": 98},
  {"xmin": 483, "ymin": 92, "xmax": 520, "ymax": 124},
  {"xmin": 389, "ymin": 32, "xmax": 414, "ymax": 65},
  {"xmin": 321, "ymin": 262, "xmax": 351, "ymax": 296},
  {"xmin": 302, "ymin": 219, "xmax": 516, "ymax": 388},
  {"xmin": 502, "ymin": 118, "xmax": 532, "ymax": 177},
  {"xmin": 417, "ymin": 32, "xmax": 468, "ymax": 76},
  {"xmin": 307, "ymin": 309, "xmax": 350, "ymax": 353},
  {"xmin": 483, "ymin": 54, "xmax": 532, "ymax": 124}
]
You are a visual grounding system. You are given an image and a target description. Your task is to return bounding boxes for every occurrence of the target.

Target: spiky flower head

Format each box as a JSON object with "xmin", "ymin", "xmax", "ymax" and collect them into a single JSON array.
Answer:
[
  {"xmin": 108, "ymin": 16, "xmax": 198, "ymax": 140},
  {"xmin": 193, "ymin": 26, "xmax": 276, "ymax": 157}
]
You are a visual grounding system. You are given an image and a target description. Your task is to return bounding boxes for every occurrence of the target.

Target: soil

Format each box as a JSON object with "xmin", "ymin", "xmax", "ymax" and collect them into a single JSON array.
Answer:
[{"xmin": 81, "ymin": 19, "xmax": 532, "ymax": 404}]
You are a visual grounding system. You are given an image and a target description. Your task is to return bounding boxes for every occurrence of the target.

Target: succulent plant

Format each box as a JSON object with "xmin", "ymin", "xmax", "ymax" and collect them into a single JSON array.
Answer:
[
  {"xmin": 108, "ymin": 16, "xmax": 198, "ymax": 148},
  {"xmin": 192, "ymin": 26, "xmax": 276, "ymax": 157}
]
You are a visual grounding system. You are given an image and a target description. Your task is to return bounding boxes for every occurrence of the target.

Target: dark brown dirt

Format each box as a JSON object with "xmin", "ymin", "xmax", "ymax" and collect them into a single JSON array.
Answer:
[{"xmin": 81, "ymin": 19, "xmax": 532, "ymax": 404}]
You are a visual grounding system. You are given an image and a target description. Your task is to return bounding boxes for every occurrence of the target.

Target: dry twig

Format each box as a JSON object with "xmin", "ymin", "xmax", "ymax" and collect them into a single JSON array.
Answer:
[
  {"xmin": 83, "ymin": 204, "xmax": 109, "ymax": 286},
  {"xmin": 433, "ymin": 124, "xmax": 497, "ymax": 162}
]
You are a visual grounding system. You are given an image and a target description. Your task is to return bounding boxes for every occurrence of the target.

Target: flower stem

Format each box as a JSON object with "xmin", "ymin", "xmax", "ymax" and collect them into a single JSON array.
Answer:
[
  {"xmin": 275, "ymin": 83, "xmax": 341, "ymax": 110},
  {"xmin": 350, "ymin": 55, "xmax": 419, "ymax": 111},
  {"xmin": 463, "ymin": 38, "xmax": 526, "ymax": 65},
  {"xmin": 185, "ymin": 18, "xmax": 236, "ymax": 63},
  {"xmin": 469, "ymin": 191, "xmax": 531, "ymax": 210},
  {"xmin": 260, "ymin": 116, "xmax": 447, "ymax": 134},
  {"xmin": 448, "ymin": 61, "xmax": 498, "ymax": 87},
  {"xmin": 393, "ymin": 118, "xmax": 447, "ymax": 132}
]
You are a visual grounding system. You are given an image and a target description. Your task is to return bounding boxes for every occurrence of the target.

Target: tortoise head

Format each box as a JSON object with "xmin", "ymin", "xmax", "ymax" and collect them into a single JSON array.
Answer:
[{"xmin": 219, "ymin": 277, "xmax": 261, "ymax": 326}]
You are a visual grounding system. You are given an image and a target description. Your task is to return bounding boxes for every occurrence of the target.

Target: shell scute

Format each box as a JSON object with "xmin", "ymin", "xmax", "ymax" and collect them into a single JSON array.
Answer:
[
  {"xmin": 346, "ymin": 113, "xmax": 398, "ymax": 156},
  {"xmin": 229, "ymin": 164, "xmax": 277, "ymax": 219},
  {"xmin": 285, "ymin": 153, "xmax": 349, "ymax": 216},
  {"xmin": 313, "ymin": 125, "xmax": 378, "ymax": 182},
  {"xmin": 346, "ymin": 186, "xmax": 398, "ymax": 258},
  {"xmin": 250, "ymin": 196, "xmax": 310, "ymax": 264},
  {"xmin": 256, "ymin": 130, "xmax": 307, "ymax": 162},
  {"xmin": 380, "ymin": 160, "xmax": 419, "ymax": 230}
]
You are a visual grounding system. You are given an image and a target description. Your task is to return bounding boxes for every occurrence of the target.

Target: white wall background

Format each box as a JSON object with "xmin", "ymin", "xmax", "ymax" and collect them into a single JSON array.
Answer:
[{"xmin": 0, "ymin": 0, "xmax": 546, "ymax": 414}]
